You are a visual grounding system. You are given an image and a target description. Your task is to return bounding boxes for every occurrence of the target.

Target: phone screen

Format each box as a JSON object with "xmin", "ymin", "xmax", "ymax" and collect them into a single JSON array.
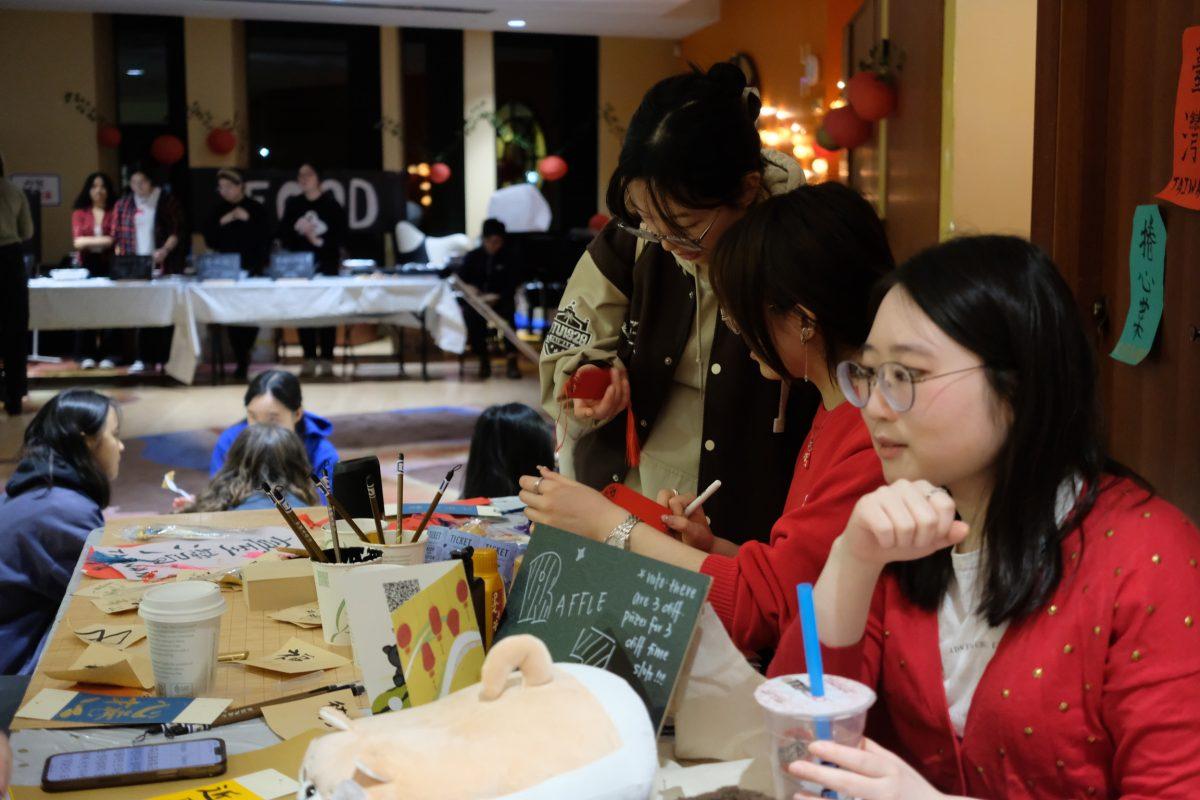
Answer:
[{"xmin": 45, "ymin": 739, "xmax": 224, "ymax": 782}]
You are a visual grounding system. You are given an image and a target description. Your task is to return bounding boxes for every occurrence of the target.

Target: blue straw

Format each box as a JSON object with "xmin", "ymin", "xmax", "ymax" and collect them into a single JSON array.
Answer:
[{"xmin": 797, "ymin": 582, "xmax": 833, "ymax": 741}]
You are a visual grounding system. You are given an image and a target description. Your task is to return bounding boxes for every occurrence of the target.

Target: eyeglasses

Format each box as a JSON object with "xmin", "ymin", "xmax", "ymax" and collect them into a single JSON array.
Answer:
[
  {"xmin": 836, "ymin": 360, "xmax": 987, "ymax": 413},
  {"xmin": 617, "ymin": 209, "xmax": 720, "ymax": 252}
]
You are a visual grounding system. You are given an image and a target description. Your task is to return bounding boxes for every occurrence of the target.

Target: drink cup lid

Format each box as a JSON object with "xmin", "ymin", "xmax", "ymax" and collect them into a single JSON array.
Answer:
[
  {"xmin": 138, "ymin": 580, "xmax": 227, "ymax": 624},
  {"xmin": 755, "ymin": 674, "xmax": 876, "ymax": 718}
]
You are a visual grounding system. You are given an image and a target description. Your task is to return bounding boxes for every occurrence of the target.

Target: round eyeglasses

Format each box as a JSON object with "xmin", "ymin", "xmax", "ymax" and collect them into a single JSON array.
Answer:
[
  {"xmin": 836, "ymin": 360, "xmax": 987, "ymax": 413},
  {"xmin": 616, "ymin": 209, "xmax": 720, "ymax": 252}
]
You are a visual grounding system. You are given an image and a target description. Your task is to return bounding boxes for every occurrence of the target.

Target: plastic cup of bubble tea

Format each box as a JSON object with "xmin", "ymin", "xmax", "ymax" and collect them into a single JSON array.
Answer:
[
  {"xmin": 138, "ymin": 581, "xmax": 228, "ymax": 697},
  {"xmin": 754, "ymin": 673, "xmax": 877, "ymax": 800},
  {"xmin": 311, "ymin": 547, "xmax": 383, "ymax": 645}
]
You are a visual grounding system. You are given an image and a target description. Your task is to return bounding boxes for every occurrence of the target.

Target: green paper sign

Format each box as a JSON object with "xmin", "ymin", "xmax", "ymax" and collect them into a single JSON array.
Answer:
[{"xmin": 1111, "ymin": 205, "xmax": 1166, "ymax": 365}]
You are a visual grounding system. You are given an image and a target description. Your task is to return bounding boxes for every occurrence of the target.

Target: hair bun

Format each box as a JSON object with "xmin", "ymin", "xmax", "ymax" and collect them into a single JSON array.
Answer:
[{"xmin": 707, "ymin": 61, "xmax": 759, "ymax": 122}]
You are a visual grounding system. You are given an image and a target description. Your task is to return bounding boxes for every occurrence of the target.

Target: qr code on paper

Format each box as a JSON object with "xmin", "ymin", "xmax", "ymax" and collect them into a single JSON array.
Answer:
[{"xmin": 383, "ymin": 579, "xmax": 421, "ymax": 612}]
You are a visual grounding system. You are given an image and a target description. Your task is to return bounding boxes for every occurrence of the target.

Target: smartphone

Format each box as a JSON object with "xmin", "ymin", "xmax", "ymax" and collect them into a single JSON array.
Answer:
[{"xmin": 41, "ymin": 738, "xmax": 226, "ymax": 793}]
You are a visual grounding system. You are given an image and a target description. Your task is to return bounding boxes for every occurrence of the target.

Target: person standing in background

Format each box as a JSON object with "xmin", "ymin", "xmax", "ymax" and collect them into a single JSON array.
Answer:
[
  {"xmin": 457, "ymin": 218, "xmax": 522, "ymax": 379},
  {"xmin": 70, "ymin": 171, "xmax": 119, "ymax": 369},
  {"xmin": 112, "ymin": 163, "xmax": 185, "ymax": 372},
  {"xmin": 203, "ymin": 169, "xmax": 272, "ymax": 380},
  {"xmin": 0, "ymin": 152, "xmax": 33, "ymax": 416},
  {"xmin": 277, "ymin": 162, "xmax": 346, "ymax": 378}
]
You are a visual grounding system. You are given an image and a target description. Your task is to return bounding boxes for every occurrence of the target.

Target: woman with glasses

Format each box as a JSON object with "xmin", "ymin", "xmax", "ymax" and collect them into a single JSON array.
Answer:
[
  {"xmin": 521, "ymin": 185, "xmax": 895, "ymax": 668},
  {"xmin": 539, "ymin": 62, "xmax": 818, "ymax": 539},
  {"xmin": 774, "ymin": 236, "xmax": 1200, "ymax": 800}
]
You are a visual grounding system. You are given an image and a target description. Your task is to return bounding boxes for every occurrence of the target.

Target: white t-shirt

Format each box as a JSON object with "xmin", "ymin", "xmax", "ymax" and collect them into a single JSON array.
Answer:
[
  {"xmin": 133, "ymin": 188, "xmax": 160, "ymax": 256},
  {"xmin": 938, "ymin": 479, "xmax": 1081, "ymax": 736}
]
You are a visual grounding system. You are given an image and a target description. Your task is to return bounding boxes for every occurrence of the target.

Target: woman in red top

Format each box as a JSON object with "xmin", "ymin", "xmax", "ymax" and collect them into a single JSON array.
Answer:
[
  {"xmin": 518, "ymin": 183, "xmax": 892, "ymax": 664},
  {"xmin": 778, "ymin": 236, "xmax": 1200, "ymax": 799},
  {"xmin": 69, "ymin": 172, "xmax": 118, "ymax": 369}
]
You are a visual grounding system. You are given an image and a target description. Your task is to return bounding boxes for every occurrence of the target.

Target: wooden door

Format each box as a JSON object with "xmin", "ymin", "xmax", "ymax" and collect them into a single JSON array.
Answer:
[{"xmin": 1033, "ymin": 0, "xmax": 1200, "ymax": 520}]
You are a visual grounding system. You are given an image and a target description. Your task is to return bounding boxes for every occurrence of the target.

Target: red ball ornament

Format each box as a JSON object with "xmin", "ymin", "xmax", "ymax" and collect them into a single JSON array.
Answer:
[
  {"xmin": 150, "ymin": 134, "xmax": 185, "ymax": 165},
  {"xmin": 428, "ymin": 605, "xmax": 443, "ymax": 637},
  {"xmin": 447, "ymin": 608, "xmax": 460, "ymax": 636},
  {"xmin": 824, "ymin": 107, "xmax": 872, "ymax": 150},
  {"xmin": 429, "ymin": 162, "xmax": 452, "ymax": 184},
  {"xmin": 206, "ymin": 127, "xmax": 236, "ymax": 156},
  {"xmin": 456, "ymin": 579, "xmax": 468, "ymax": 603},
  {"xmin": 396, "ymin": 623, "xmax": 412, "ymax": 649},
  {"xmin": 537, "ymin": 155, "xmax": 568, "ymax": 182},
  {"xmin": 815, "ymin": 126, "xmax": 840, "ymax": 152},
  {"xmin": 814, "ymin": 143, "xmax": 839, "ymax": 160},
  {"xmin": 421, "ymin": 641, "xmax": 435, "ymax": 672},
  {"xmin": 97, "ymin": 124, "xmax": 122, "ymax": 150},
  {"xmin": 587, "ymin": 212, "xmax": 610, "ymax": 233},
  {"xmin": 846, "ymin": 72, "xmax": 898, "ymax": 121}
]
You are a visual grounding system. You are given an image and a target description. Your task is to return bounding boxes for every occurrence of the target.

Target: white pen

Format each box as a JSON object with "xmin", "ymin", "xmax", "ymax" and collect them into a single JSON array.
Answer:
[{"xmin": 684, "ymin": 480, "xmax": 722, "ymax": 517}]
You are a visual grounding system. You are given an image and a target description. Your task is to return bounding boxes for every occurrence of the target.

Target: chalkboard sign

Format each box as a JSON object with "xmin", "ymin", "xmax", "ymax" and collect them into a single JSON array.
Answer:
[{"xmin": 495, "ymin": 526, "xmax": 711, "ymax": 732}]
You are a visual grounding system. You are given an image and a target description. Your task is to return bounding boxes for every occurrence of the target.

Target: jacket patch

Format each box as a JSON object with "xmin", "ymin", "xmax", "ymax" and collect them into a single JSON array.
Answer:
[
  {"xmin": 544, "ymin": 300, "xmax": 594, "ymax": 355},
  {"xmin": 621, "ymin": 319, "xmax": 639, "ymax": 351}
]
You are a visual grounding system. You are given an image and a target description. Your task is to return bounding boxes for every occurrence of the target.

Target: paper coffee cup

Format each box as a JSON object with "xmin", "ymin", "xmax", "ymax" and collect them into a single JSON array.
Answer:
[
  {"xmin": 312, "ymin": 547, "xmax": 383, "ymax": 645},
  {"xmin": 754, "ymin": 673, "xmax": 877, "ymax": 800},
  {"xmin": 138, "ymin": 581, "xmax": 227, "ymax": 697}
]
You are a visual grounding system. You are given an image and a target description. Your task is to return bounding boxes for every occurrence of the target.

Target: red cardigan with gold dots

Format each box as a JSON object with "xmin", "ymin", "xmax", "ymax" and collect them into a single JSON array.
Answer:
[{"xmin": 769, "ymin": 477, "xmax": 1200, "ymax": 799}]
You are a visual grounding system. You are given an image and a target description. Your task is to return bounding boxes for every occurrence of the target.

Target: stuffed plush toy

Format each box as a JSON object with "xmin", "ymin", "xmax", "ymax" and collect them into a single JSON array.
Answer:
[{"xmin": 297, "ymin": 634, "xmax": 658, "ymax": 800}]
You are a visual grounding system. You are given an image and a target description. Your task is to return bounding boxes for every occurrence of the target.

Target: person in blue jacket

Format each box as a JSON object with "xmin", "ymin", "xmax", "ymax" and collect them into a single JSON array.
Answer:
[
  {"xmin": 210, "ymin": 370, "xmax": 338, "ymax": 487},
  {"xmin": 0, "ymin": 389, "xmax": 124, "ymax": 675}
]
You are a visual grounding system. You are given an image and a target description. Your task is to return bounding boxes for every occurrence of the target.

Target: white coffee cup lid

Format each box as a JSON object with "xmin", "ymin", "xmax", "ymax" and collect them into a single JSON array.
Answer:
[
  {"xmin": 755, "ymin": 673, "xmax": 876, "ymax": 718},
  {"xmin": 139, "ymin": 580, "xmax": 227, "ymax": 624}
]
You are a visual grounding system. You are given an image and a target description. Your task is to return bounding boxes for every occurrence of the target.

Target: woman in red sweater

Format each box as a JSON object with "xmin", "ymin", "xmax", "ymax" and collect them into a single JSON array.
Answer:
[
  {"xmin": 778, "ymin": 236, "xmax": 1200, "ymax": 799},
  {"xmin": 519, "ymin": 183, "xmax": 891, "ymax": 665}
]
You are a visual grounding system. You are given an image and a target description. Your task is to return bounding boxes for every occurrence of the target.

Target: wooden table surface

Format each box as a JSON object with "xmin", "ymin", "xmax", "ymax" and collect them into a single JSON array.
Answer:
[{"xmin": 12, "ymin": 508, "xmax": 362, "ymax": 731}]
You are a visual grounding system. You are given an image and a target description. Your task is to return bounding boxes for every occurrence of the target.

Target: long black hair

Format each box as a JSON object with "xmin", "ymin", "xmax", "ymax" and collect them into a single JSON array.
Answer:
[
  {"xmin": 73, "ymin": 172, "xmax": 116, "ymax": 211},
  {"xmin": 244, "ymin": 369, "xmax": 306, "ymax": 432},
  {"xmin": 710, "ymin": 184, "xmax": 895, "ymax": 381},
  {"xmin": 18, "ymin": 389, "xmax": 117, "ymax": 507},
  {"xmin": 463, "ymin": 404, "xmax": 555, "ymax": 499},
  {"xmin": 878, "ymin": 235, "xmax": 1146, "ymax": 625},
  {"xmin": 606, "ymin": 61, "xmax": 763, "ymax": 239}
]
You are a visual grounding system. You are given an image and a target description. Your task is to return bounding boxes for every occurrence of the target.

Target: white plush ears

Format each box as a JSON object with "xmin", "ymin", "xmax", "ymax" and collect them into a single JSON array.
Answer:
[
  {"xmin": 479, "ymin": 634, "xmax": 556, "ymax": 701},
  {"xmin": 319, "ymin": 707, "xmax": 356, "ymax": 731}
]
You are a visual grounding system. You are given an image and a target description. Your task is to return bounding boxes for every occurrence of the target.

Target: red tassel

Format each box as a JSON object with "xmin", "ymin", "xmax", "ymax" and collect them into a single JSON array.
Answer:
[{"xmin": 625, "ymin": 406, "xmax": 641, "ymax": 468}]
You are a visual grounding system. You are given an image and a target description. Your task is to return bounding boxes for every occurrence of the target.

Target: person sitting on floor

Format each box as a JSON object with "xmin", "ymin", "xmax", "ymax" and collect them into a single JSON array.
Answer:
[
  {"xmin": 209, "ymin": 369, "xmax": 338, "ymax": 486},
  {"xmin": 457, "ymin": 218, "xmax": 522, "ymax": 379},
  {"xmin": 185, "ymin": 424, "xmax": 317, "ymax": 512},
  {"xmin": 0, "ymin": 390, "xmax": 124, "ymax": 674},
  {"xmin": 463, "ymin": 403, "xmax": 555, "ymax": 498}
]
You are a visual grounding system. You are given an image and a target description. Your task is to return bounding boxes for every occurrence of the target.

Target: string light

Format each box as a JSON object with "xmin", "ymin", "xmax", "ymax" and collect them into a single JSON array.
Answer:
[{"xmin": 812, "ymin": 157, "xmax": 829, "ymax": 176}]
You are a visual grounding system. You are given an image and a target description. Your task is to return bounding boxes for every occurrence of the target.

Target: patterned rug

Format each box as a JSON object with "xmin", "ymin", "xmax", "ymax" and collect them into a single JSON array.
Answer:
[{"xmin": 109, "ymin": 406, "xmax": 480, "ymax": 516}]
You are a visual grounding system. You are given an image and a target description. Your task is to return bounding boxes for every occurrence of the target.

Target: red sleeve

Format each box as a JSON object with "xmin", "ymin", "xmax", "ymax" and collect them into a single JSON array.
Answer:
[
  {"xmin": 1101, "ymin": 503, "xmax": 1200, "ymax": 799},
  {"xmin": 818, "ymin": 576, "xmax": 887, "ymax": 687},
  {"xmin": 700, "ymin": 447, "xmax": 883, "ymax": 654},
  {"xmin": 70, "ymin": 209, "xmax": 91, "ymax": 239}
]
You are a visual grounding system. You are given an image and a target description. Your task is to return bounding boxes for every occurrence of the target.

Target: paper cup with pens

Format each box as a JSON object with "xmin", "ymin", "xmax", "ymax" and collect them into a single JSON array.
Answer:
[
  {"xmin": 320, "ymin": 518, "xmax": 426, "ymax": 566},
  {"xmin": 753, "ymin": 583, "xmax": 877, "ymax": 800}
]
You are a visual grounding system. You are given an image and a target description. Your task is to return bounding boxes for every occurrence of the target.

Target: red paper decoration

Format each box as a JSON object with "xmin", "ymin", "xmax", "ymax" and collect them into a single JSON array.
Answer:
[
  {"xmin": 846, "ymin": 72, "xmax": 898, "ymax": 121},
  {"xmin": 396, "ymin": 623, "xmax": 412, "ymax": 649},
  {"xmin": 814, "ymin": 143, "xmax": 839, "ymax": 160},
  {"xmin": 150, "ymin": 134, "xmax": 185, "ymax": 165},
  {"xmin": 824, "ymin": 107, "xmax": 872, "ymax": 150},
  {"xmin": 97, "ymin": 124, "xmax": 122, "ymax": 150},
  {"xmin": 815, "ymin": 126, "xmax": 841, "ymax": 152},
  {"xmin": 430, "ymin": 162, "xmax": 452, "ymax": 184},
  {"xmin": 206, "ymin": 127, "xmax": 236, "ymax": 156},
  {"xmin": 538, "ymin": 155, "xmax": 568, "ymax": 182},
  {"xmin": 447, "ymin": 608, "xmax": 460, "ymax": 636}
]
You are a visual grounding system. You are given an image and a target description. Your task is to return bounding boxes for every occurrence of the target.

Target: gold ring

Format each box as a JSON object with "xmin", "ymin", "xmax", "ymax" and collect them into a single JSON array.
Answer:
[{"xmin": 535, "ymin": 477, "xmax": 545, "ymax": 495}]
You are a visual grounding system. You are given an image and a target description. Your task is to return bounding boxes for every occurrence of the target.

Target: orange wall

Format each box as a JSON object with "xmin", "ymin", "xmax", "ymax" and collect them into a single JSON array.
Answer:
[
  {"xmin": 680, "ymin": 0, "xmax": 827, "ymax": 115},
  {"xmin": 825, "ymin": 0, "xmax": 864, "ymax": 104}
]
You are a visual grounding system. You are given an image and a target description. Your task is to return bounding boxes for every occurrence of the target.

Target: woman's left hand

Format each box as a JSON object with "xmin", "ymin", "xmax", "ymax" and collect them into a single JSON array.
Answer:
[
  {"xmin": 789, "ymin": 738, "xmax": 958, "ymax": 800},
  {"xmin": 518, "ymin": 467, "xmax": 626, "ymax": 541}
]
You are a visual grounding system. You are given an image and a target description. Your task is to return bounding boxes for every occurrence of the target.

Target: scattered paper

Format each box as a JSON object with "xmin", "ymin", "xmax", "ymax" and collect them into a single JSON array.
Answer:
[
  {"xmin": 45, "ymin": 644, "xmax": 155, "ymax": 689},
  {"xmin": 268, "ymin": 602, "xmax": 323, "ymax": 628},
  {"xmin": 16, "ymin": 689, "xmax": 231, "ymax": 725},
  {"xmin": 1157, "ymin": 26, "xmax": 1200, "ymax": 209},
  {"xmin": 173, "ymin": 565, "xmax": 243, "ymax": 586},
  {"xmin": 73, "ymin": 622, "xmax": 147, "ymax": 650},
  {"xmin": 1111, "ymin": 204, "xmax": 1167, "ymax": 365},
  {"xmin": 76, "ymin": 579, "xmax": 152, "ymax": 613},
  {"xmin": 161, "ymin": 470, "xmax": 192, "ymax": 499},
  {"xmin": 145, "ymin": 770, "xmax": 299, "ymax": 800},
  {"xmin": 85, "ymin": 530, "xmax": 301, "ymax": 582},
  {"xmin": 260, "ymin": 688, "xmax": 361, "ymax": 740},
  {"xmin": 242, "ymin": 637, "xmax": 350, "ymax": 675}
]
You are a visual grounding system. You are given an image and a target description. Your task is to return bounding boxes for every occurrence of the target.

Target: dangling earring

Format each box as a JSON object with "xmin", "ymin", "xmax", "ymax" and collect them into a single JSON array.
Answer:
[{"xmin": 801, "ymin": 328, "xmax": 814, "ymax": 383}]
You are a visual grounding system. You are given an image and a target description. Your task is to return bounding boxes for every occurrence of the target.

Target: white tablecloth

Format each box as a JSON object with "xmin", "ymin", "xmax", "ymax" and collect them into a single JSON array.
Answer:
[{"xmin": 27, "ymin": 276, "xmax": 467, "ymax": 384}]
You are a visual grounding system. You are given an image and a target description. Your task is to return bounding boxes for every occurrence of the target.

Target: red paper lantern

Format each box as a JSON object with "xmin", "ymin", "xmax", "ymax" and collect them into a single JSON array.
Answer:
[
  {"xmin": 587, "ymin": 212, "xmax": 610, "ymax": 233},
  {"xmin": 446, "ymin": 608, "xmax": 460, "ymax": 636},
  {"xmin": 429, "ymin": 162, "xmax": 452, "ymax": 184},
  {"xmin": 537, "ymin": 155, "xmax": 568, "ymax": 182},
  {"xmin": 815, "ymin": 126, "xmax": 841, "ymax": 152},
  {"xmin": 97, "ymin": 124, "xmax": 122, "ymax": 150},
  {"xmin": 824, "ymin": 107, "xmax": 872, "ymax": 150},
  {"xmin": 150, "ymin": 134, "xmax": 185, "ymax": 165},
  {"xmin": 395, "ymin": 623, "xmax": 412, "ymax": 649},
  {"xmin": 206, "ymin": 127, "xmax": 236, "ymax": 156},
  {"xmin": 846, "ymin": 71, "xmax": 898, "ymax": 121},
  {"xmin": 814, "ymin": 144, "xmax": 839, "ymax": 160}
]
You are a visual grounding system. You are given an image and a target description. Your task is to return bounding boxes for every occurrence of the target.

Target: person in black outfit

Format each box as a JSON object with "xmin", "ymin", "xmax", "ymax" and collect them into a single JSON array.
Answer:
[
  {"xmin": 0, "ymin": 152, "xmax": 33, "ymax": 416},
  {"xmin": 203, "ymin": 169, "xmax": 272, "ymax": 379},
  {"xmin": 276, "ymin": 162, "xmax": 347, "ymax": 378},
  {"xmin": 458, "ymin": 218, "xmax": 521, "ymax": 379}
]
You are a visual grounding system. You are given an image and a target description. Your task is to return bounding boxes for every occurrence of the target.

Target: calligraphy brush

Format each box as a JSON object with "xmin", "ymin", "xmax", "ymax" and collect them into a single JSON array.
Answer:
[
  {"xmin": 328, "ymin": 505, "xmax": 343, "ymax": 564},
  {"xmin": 413, "ymin": 464, "xmax": 462, "ymax": 543},
  {"xmin": 396, "ymin": 453, "xmax": 405, "ymax": 524},
  {"xmin": 366, "ymin": 477, "xmax": 385, "ymax": 545},
  {"xmin": 309, "ymin": 472, "xmax": 369, "ymax": 543},
  {"xmin": 262, "ymin": 481, "xmax": 326, "ymax": 562}
]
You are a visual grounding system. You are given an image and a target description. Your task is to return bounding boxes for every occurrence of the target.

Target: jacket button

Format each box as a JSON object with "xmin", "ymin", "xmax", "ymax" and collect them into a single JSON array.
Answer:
[
  {"xmin": 710, "ymin": 363, "xmax": 722, "ymax": 375},
  {"xmin": 611, "ymin": 474, "xmax": 620, "ymax": 482},
  {"xmin": 704, "ymin": 440, "xmax": 715, "ymax": 452},
  {"xmin": 664, "ymin": 356, "xmax": 673, "ymax": 366},
  {"xmin": 639, "ymin": 419, "xmax": 648, "ymax": 428}
]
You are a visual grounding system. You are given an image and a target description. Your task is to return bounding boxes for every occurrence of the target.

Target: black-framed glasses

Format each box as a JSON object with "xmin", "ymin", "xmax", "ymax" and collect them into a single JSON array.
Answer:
[
  {"xmin": 836, "ymin": 360, "xmax": 987, "ymax": 413},
  {"xmin": 617, "ymin": 209, "xmax": 720, "ymax": 252}
]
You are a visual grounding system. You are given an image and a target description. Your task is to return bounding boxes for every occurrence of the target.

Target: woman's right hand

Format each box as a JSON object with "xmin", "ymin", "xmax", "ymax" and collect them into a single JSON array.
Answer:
[
  {"xmin": 656, "ymin": 490, "xmax": 716, "ymax": 552},
  {"xmin": 571, "ymin": 364, "xmax": 630, "ymax": 422},
  {"xmin": 839, "ymin": 480, "xmax": 969, "ymax": 566}
]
